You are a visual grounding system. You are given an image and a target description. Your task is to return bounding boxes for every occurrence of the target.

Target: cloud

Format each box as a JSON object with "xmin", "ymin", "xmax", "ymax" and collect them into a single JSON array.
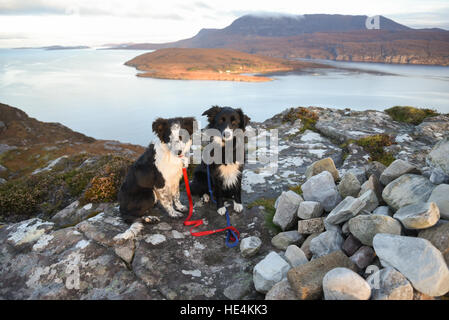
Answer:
[
  {"xmin": 388, "ymin": 9, "xmax": 449, "ymax": 30},
  {"xmin": 0, "ymin": 0, "xmax": 67, "ymax": 15},
  {"xmin": 0, "ymin": 32, "xmax": 29, "ymax": 39},
  {"xmin": 0, "ymin": 0, "xmax": 184, "ymax": 19},
  {"xmin": 194, "ymin": 1, "xmax": 212, "ymax": 10}
]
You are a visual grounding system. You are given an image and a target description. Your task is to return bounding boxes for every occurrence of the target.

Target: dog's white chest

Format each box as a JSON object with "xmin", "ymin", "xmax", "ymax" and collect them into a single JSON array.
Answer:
[
  {"xmin": 154, "ymin": 143, "xmax": 183, "ymax": 184},
  {"xmin": 218, "ymin": 163, "xmax": 241, "ymax": 188}
]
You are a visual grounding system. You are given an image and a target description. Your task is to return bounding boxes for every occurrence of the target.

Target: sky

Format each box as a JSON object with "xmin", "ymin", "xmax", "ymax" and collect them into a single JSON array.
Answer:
[{"xmin": 1, "ymin": 0, "xmax": 448, "ymax": 48}]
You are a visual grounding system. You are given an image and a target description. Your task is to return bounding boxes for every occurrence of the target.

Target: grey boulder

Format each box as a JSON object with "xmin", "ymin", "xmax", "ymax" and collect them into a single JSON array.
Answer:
[
  {"xmin": 380, "ymin": 159, "xmax": 418, "ymax": 186},
  {"xmin": 348, "ymin": 214, "xmax": 402, "ymax": 246},
  {"xmin": 382, "ymin": 174, "xmax": 435, "ymax": 210},
  {"xmin": 338, "ymin": 172, "xmax": 361, "ymax": 198},
  {"xmin": 272, "ymin": 191, "xmax": 303, "ymax": 231},
  {"xmin": 310, "ymin": 231, "xmax": 344, "ymax": 258},
  {"xmin": 297, "ymin": 201, "xmax": 323, "ymax": 220},
  {"xmin": 393, "ymin": 202, "xmax": 440, "ymax": 230},
  {"xmin": 323, "ymin": 267, "xmax": 371, "ymax": 300},
  {"xmin": 271, "ymin": 231, "xmax": 304, "ymax": 250},
  {"xmin": 301, "ymin": 171, "xmax": 342, "ymax": 212},
  {"xmin": 428, "ymin": 184, "xmax": 449, "ymax": 220},
  {"xmin": 373, "ymin": 233, "xmax": 449, "ymax": 297},
  {"xmin": 253, "ymin": 252, "xmax": 291, "ymax": 293},
  {"xmin": 367, "ymin": 267, "xmax": 414, "ymax": 300}
]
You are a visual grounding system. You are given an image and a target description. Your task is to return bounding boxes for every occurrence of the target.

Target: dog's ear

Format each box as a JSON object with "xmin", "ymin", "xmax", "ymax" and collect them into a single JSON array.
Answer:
[
  {"xmin": 181, "ymin": 117, "xmax": 195, "ymax": 136},
  {"xmin": 202, "ymin": 106, "xmax": 222, "ymax": 125},
  {"xmin": 152, "ymin": 118, "xmax": 168, "ymax": 140},
  {"xmin": 236, "ymin": 108, "xmax": 251, "ymax": 130}
]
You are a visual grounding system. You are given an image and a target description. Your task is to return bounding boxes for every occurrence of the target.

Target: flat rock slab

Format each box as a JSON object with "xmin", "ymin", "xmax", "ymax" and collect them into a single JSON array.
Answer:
[
  {"xmin": 0, "ymin": 203, "xmax": 273, "ymax": 300},
  {"xmin": 393, "ymin": 202, "xmax": 440, "ymax": 230},
  {"xmin": 0, "ymin": 218, "xmax": 155, "ymax": 299},
  {"xmin": 382, "ymin": 174, "xmax": 435, "ymax": 210},
  {"xmin": 287, "ymin": 250, "xmax": 357, "ymax": 300},
  {"xmin": 373, "ymin": 233, "xmax": 449, "ymax": 297}
]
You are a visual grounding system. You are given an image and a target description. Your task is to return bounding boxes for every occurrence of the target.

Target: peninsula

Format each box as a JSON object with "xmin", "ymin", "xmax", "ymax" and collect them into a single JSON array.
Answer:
[{"xmin": 124, "ymin": 48, "xmax": 329, "ymax": 82}]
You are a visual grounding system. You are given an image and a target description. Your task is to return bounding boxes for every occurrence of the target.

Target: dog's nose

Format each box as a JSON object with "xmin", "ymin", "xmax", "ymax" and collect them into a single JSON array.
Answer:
[
  {"xmin": 177, "ymin": 150, "xmax": 182, "ymax": 156},
  {"xmin": 223, "ymin": 129, "xmax": 233, "ymax": 140}
]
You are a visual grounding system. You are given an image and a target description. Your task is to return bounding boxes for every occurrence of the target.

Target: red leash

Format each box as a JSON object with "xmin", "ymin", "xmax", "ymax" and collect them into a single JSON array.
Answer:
[{"xmin": 182, "ymin": 167, "xmax": 240, "ymax": 240}]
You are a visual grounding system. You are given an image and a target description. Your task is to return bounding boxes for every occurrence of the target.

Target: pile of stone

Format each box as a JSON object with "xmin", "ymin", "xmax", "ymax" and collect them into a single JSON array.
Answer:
[{"xmin": 250, "ymin": 139, "xmax": 449, "ymax": 300}]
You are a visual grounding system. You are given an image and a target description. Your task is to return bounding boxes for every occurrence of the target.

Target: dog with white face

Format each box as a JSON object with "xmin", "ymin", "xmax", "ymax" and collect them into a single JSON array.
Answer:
[
  {"xmin": 114, "ymin": 117, "xmax": 194, "ymax": 242},
  {"xmin": 190, "ymin": 106, "xmax": 250, "ymax": 216}
]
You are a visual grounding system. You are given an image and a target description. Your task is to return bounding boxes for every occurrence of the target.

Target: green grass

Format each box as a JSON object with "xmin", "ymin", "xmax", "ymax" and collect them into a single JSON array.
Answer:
[
  {"xmin": 385, "ymin": 106, "xmax": 439, "ymax": 125},
  {"xmin": 247, "ymin": 197, "xmax": 281, "ymax": 233}
]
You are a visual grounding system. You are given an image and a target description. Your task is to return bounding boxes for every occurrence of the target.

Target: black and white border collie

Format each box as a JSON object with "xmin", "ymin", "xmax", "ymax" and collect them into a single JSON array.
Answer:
[
  {"xmin": 114, "ymin": 117, "xmax": 194, "ymax": 242},
  {"xmin": 190, "ymin": 106, "xmax": 250, "ymax": 216}
]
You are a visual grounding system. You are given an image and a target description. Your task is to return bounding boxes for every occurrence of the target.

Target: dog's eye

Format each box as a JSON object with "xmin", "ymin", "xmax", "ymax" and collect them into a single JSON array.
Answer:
[{"xmin": 179, "ymin": 135, "xmax": 183, "ymax": 140}]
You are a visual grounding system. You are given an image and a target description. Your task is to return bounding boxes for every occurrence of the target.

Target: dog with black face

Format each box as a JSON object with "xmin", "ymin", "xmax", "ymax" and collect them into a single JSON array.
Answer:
[
  {"xmin": 114, "ymin": 117, "xmax": 194, "ymax": 242},
  {"xmin": 190, "ymin": 106, "xmax": 250, "ymax": 216}
]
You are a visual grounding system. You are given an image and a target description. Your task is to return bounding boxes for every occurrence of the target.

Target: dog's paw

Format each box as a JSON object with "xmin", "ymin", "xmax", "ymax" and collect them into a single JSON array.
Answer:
[
  {"xmin": 217, "ymin": 206, "xmax": 227, "ymax": 216},
  {"xmin": 202, "ymin": 194, "xmax": 210, "ymax": 203},
  {"xmin": 175, "ymin": 204, "xmax": 188, "ymax": 212},
  {"xmin": 113, "ymin": 233, "xmax": 128, "ymax": 245},
  {"xmin": 113, "ymin": 222, "xmax": 143, "ymax": 244},
  {"xmin": 194, "ymin": 194, "xmax": 210, "ymax": 208},
  {"xmin": 142, "ymin": 215, "xmax": 160, "ymax": 224},
  {"xmin": 168, "ymin": 210, "xmax": 184, "ymax": 218},
  {"xmin": 233, "ymin": 201, "xmax": 244, "ymax": 213}
]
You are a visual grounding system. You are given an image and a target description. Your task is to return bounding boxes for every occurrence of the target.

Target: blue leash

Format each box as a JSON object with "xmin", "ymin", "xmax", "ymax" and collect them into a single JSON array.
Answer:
[{"xmin": 206, "ymin": 164, "xmax": 239, "ymax": 248}]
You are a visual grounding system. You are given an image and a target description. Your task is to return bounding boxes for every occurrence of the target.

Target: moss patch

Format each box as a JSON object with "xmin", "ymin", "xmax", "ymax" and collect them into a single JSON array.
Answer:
[
  {"xmin": 282, "ymin": 107, "xmax": 319, "ymax": 133},
  {"xmin": 356, "ymin": 134, "xmax": 396, "ymax": 166},
  {"xmin": 289, "ymin": 184, "xmax": 303, "ymax": 195},
  {"xmin": 0, "ymin": 154, "xmax": 132, "ymax": 219},
  {"xmin": 385, "ymin": 106, "xmax": 439, "ymax": 125}
]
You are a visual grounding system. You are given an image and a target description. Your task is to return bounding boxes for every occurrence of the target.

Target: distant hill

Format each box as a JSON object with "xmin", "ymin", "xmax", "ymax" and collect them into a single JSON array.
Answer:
[
  {"xmin": 124, "ymin": 48, "xmax": 330, "ymax": 82},
  {"xmin": 0, "ymin": 102, "xmax": 144, "ymax": 179},
  {"xmin": 109, "ymin": 14, "xmax": 449, "ymax": 66},
  {"xmin": 15, "ymin": 45, "xmax": 90, "ymax": 50}
]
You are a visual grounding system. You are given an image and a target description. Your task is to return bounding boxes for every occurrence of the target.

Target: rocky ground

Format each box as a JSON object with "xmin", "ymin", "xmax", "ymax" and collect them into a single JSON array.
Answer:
[{"xmin": 1, "ymin": 104, "xmax": 448, "ymax": 300}]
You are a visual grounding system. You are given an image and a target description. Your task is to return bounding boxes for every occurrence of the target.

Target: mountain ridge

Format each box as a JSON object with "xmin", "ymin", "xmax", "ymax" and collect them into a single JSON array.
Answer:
[{"xmin": 108, "ymin": 13, "xmax": 449, "ymax": 66}]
